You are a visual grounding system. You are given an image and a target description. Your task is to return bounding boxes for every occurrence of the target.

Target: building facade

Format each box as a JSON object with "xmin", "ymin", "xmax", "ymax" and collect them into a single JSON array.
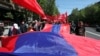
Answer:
[{"xmin": 0, "ymin": 0, "xmax": 28, "ymax": 25}]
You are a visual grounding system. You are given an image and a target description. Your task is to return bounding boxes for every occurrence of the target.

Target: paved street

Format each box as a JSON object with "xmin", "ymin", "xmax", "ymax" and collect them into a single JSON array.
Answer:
[
  {"xmin": 85, "ymin": 27, "xmax": 100, "ymax": 40},
  {"xmin": 3, "ymin": 29, "xmax": 9, "ymax": 36},
  {"xmin": 0, "ymin": 26, "xmax": 10, "ymax": 47},
  {"xmin": 3, "ymin": 26, "xmax": 11, "ymax": 36}
]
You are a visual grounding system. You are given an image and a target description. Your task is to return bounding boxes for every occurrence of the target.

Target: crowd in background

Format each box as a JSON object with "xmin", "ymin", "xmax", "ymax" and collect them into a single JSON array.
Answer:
[
  {"xmin": 0, "ymin": 22, "xmax": 4, "ymax": 37},
  {"xmin": 70, "ymin": 21, "xmax": 85, "ymax": 36},
  {"xmin": 0, "ymin": 20, "xmax": 85, "ymax": 39},
  {"xmin": 0, "ymin": 20, "xmax": 46, "ymax": 37}
]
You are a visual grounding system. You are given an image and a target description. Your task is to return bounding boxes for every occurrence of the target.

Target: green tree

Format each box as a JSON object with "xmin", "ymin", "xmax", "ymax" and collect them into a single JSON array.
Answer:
[
  {"xmin": 69, "ymin": 8, "xmax": 79, "ymax": 21},
  {"xmin": 38, "ymin": 0, "xmax": 59, "ymax": 16},
  {"xmin": 69, "ymin": 1, "xmax": 100, "ymax": 25}
]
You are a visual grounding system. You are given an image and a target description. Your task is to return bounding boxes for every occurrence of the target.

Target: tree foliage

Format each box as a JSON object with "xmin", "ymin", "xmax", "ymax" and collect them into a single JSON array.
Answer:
[
  {"xmin": 69, "ymin": 1, "xmax": 100, "ymax": 25},
  {"xmin": 17, "ymin": 0, "xmax": 60, "ymax": 21},
  {"xmin": 38, "ymin": 0, "xmax": 59, "ymax": 16},
  {"xmin": 23, "ymin": 0, "xmax": 60, "ymax": 21}
]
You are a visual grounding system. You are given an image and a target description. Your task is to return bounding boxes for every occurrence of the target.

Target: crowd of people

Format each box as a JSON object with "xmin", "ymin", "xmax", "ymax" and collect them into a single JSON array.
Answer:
[
  {"xmin": 0, "ymin": 20, "xmax": 46, "ymax": 38},
  {"xmin": 0, "ymin": 22, "xmax": 4, "ymax": 37},
  {"xmin": 0, "ymin": 20, "xmax": 86, "ymax": 39},
  {"xmin": 70, "ymin": 21, "xmax": 85, "ymax": 36}
]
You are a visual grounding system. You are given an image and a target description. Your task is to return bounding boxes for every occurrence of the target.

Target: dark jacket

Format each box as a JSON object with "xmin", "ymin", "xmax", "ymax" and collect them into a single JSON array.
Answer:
[
  {"xmin": 20, "ymin": 24, "xmax": 27, "ymax": 33},
  {"xmin": 8, "ymin": 28, "xmax": 21, "ymax": 36},
  {"xmin": 75, "ymin": 26, "xmax": 85, "ymax": 36},
  {"xmin": 0, "ymin": 26, "xmax": 4, "ymax": 36}
]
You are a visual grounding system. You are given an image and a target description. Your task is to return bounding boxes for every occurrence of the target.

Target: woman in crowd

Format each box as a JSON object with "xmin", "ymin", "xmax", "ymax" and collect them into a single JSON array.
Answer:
[{"xmin": 8, "ymin": 23, "xmax": 21, "ymax": 36}]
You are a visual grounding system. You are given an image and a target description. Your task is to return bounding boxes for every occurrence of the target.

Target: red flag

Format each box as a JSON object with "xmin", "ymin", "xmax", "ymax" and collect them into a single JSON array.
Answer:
[
  {"xmin": 0, "ymin": 24, "xmax": 100, "ymax": 56},
  {"xmin": 65, "ymin": 12, "xmax": 68, "ymax": 23},
  {"xmin": 46, "ymin": 15, "xmax": 59, "ymax": 23},
  {"xmin": 12, "ymin": 0, "xmax": 46, "ymax": 19},
  {"xmin": 46, "ymin": 15, "xmax": 54, "ymax": 23},
  {"xmin": 57, "ymin": 14, "xmax": 66, "ymax": 23}
]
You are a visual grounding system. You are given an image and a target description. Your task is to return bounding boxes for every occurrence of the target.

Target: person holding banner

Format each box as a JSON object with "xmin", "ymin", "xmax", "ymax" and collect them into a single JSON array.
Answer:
[{"xmin": 75, "ymin": 21, "xmax": 85, "ymax": 36}]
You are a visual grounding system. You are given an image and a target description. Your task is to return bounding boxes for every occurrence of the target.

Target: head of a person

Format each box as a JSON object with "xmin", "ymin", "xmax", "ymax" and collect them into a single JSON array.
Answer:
[
  {"xmin": 21, "ymin": 21, "xmax": 25, "ymax": 24},
  {"xmin": 35, "ymin": 20, "xmax": 38, "ymax": 23},
  {"xmin": 78, "ymin": 21, "xmax": 84, "ymax": 27},
  {"xmin": 0, "ymin": 22, "xmax": 4, "ymax": 27},
  {"xmin": 13, "ymin": 23, "xmax": 19, "ymax": 29}
]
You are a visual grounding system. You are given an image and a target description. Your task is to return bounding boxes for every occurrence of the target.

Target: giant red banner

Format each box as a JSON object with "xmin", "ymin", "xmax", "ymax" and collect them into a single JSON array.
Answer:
[{"xmin": 12, "ymin": 0, "xmax": 46, "ymax": 19}]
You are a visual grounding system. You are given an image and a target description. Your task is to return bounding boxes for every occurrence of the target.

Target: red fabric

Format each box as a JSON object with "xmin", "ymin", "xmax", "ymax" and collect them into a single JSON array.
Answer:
[
  {"xmin": 46, "ymin": 15, "xmax": 58, "ymax": 23},
  {"xmin": 46, "ymin": 15, "xmax": 54, "ymax": 23},
  {"xmin": 46, "ymin": 14, "xmax": 68, "ymax": 23},
  {"xmin": 59, "ymin": 24, "xmax": 70, "ymax": 34},
  {"xmin": 41, "ymin": 24, "xmax": 70, "ymax": 33},
  {"xmin": 41, "ymin": 24, "xmax": 100, "ymax": 56},
  {"xmin": 12, "ymin": 0, "xmax": 46, "ymax": 19},
  {"xmin": 65, "ymin": 12, "xmax": 68, "ymax": 22},
  {"xmin": 41, "ymin": 24, "xmax": 52, "ymax": 32},
  {"xmin": 0, "ymin": 35, "xmax": 18, "ymax": 52},
  {"xmin": 57, "ymin": 14, "xmax": 66, "ymax": 23},
  {"xmin": 0, "ymin": 24, "xmax": 100, "ymax": 56},
  {"xmin": 61, "ymin": 33, "xmax": 100, "ymax": 56},
  {"xmin": 0, "ymin": 47, "xmax": 9, "ymax": 52}
]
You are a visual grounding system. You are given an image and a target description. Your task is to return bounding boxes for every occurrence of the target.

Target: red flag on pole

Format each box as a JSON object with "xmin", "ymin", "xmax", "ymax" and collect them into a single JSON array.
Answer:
[
  {"xmin": 12, "ymin": 0, "xmax": 46, "ymax": 19},
  {"xmin": 65, "ymin": 12, "xmax": 68, "ymax": 23},
  {"xmin": 57, "ymin": 14, "xmax": 66, "ymax": 23}
]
